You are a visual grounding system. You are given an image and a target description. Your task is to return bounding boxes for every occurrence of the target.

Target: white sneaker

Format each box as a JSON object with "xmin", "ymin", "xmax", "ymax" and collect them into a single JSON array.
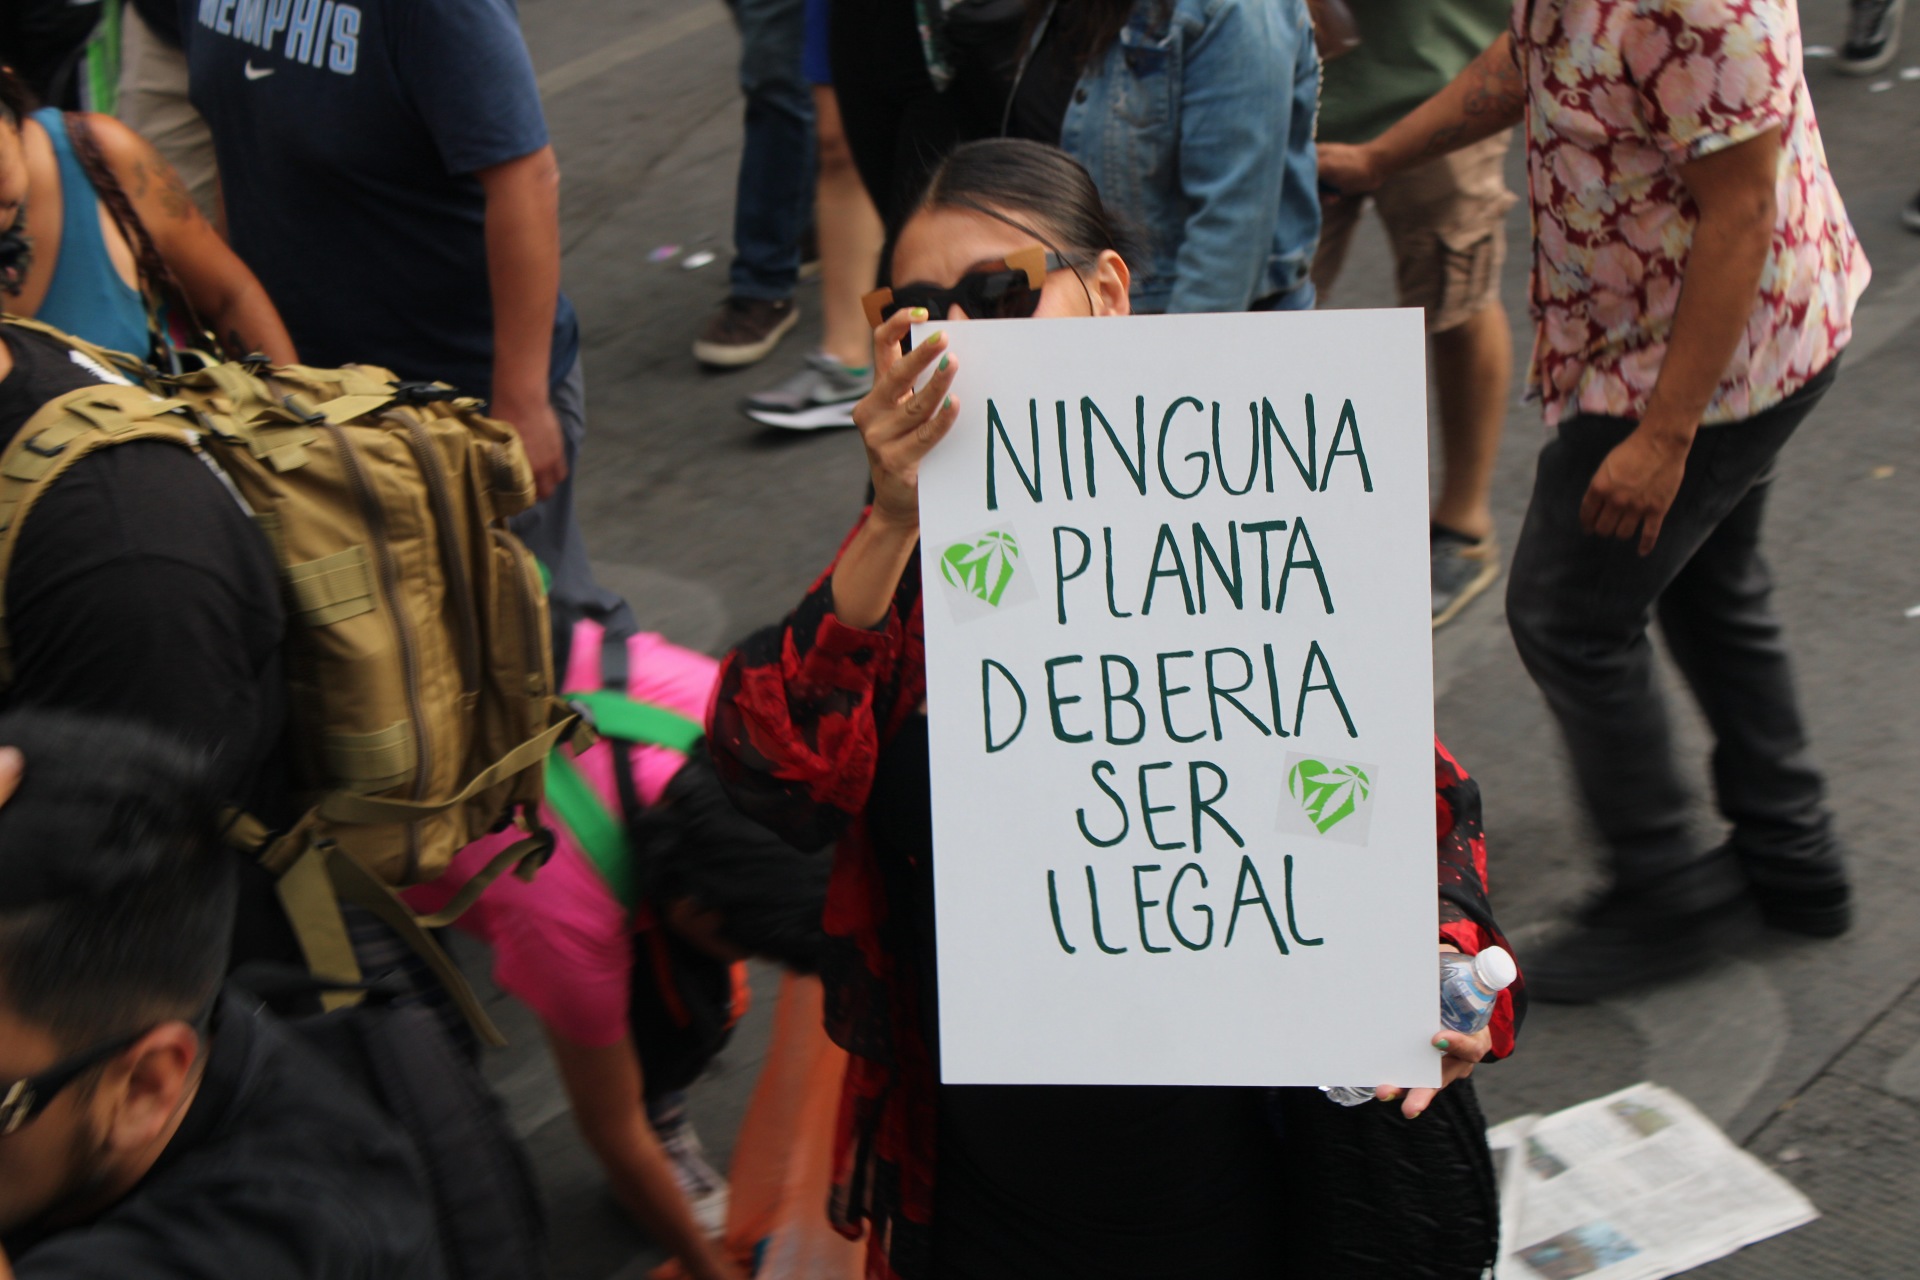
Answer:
[
  {"xmin": 653, "ymin": 1107, "xmax": 730, "ymax": 1237},
  {"xmin": 741, "ymin": 351, "xmax": 873, "ymax": 430}
]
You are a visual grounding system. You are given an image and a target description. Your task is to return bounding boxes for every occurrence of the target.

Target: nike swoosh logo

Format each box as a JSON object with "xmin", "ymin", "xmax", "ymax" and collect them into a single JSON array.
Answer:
[{"xmin": 244, "ymin": 61, "xmax": 275, "ymax": 80}]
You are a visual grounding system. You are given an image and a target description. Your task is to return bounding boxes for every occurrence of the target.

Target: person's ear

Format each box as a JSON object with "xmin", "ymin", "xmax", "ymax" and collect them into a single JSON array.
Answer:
[
  {"xmin": 97, "ymin": 1025, "xmax": 201, "ymax": 1159},
  {"xmin": 1090, "ymin": 250, "xmax": 1130, "ymax": 317},
  {"xmin": 0, "ymin": 746, "xmax": 21, "ymax": 808}
]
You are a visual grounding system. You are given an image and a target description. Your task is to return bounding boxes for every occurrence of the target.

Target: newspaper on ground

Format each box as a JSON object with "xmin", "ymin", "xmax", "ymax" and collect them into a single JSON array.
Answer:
[{"xmin": 1488, "ymin": 1082, "xmax": 1816, "ymax": 1280}]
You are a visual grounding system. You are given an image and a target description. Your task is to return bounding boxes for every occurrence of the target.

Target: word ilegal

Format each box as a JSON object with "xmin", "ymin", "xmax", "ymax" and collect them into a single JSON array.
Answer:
[{"xmin": 1046, "ymin": 854, "xmax": 1324, "ymax": 956}]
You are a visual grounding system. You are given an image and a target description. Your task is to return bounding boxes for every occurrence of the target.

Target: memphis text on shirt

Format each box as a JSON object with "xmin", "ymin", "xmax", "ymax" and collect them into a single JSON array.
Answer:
[{"xmin": 198, "ymin": 0, "xmax": 362, "ymax": 75}]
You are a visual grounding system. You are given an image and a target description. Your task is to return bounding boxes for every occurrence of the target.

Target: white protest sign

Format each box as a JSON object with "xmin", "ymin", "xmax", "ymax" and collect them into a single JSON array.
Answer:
[{"xmin": 914, "ymin": 309, "xmax": 1438, "ymax": 1087}]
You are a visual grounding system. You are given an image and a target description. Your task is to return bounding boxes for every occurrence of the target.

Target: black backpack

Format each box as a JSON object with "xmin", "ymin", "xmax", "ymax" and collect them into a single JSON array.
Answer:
[{"xmin": 235, "ymin": 968, "xmax": 548, "ymax": 1280}]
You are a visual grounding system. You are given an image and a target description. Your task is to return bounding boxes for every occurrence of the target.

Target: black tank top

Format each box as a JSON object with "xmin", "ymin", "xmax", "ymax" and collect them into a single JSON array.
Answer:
[{"xmin": 0, "ymin": 324, "xmax": 118, "ymax": 446}]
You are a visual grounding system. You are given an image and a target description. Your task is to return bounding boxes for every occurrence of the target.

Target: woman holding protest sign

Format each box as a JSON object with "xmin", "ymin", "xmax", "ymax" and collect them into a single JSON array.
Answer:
[{"xmin": 708, "ymin": 139, "xmax": 1525, "ymax": 1278}]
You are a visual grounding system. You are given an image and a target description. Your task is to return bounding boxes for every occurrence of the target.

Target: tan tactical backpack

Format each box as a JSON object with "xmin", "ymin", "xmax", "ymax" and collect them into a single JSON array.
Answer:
[{"xmin": 0, "ymin": 318, "xmax": 578, "ymax": 1042}]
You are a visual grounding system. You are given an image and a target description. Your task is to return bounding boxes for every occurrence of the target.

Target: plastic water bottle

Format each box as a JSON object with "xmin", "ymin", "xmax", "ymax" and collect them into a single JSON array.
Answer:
[{"xmin": 1319, "ymin": 946, "xmax": 1517, "ymax": 1106}]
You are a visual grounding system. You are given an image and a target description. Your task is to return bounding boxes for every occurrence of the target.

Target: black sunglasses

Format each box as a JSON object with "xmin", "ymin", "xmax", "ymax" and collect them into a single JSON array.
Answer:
[
  {"xmin": 0, "ymin": 1029, "xmax": 149, "ymax": 1136},
  {"xmin": 0, "ymin": 1000, "xmax": 214, "ymax": 1137},
  {"xmin": 862, "ymin": 245, "xmax": 1082, "ymax": 329}
]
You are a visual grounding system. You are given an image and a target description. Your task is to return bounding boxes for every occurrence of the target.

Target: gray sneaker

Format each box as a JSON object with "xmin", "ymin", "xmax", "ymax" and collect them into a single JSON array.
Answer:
[
  {"xmin": 1431, "ymin": 529, "xmax": 1500, "ymax": 629},
  {"xmin": 742, "ymin": 351, "xmax": 873, "ymax": 430},
  {"xmin": 1840, "ymin": 0, "xmax": 1904, "ymax": 73}
]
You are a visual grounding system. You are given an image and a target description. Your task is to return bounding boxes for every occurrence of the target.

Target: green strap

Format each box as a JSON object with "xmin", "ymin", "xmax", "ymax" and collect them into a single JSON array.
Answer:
[
  {"xmin": 544, "ymin": 751, "xmax": 638, "ymax": 910},
  {"xmin": 538, "ymin": 691, "xmax": 704, "ymax": 910},
  {"xmin": 566, "ymin": 689, "xmax": 703, "ymax": 753}
]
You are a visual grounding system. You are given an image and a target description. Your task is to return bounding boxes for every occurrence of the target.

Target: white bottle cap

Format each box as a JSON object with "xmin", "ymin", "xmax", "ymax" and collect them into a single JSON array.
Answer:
[{"xmin": 1473, "ymin": 946, "xmax": 1517, "ymax": 992}]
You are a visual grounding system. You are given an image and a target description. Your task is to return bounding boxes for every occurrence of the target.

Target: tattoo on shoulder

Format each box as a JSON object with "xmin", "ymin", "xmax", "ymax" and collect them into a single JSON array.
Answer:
[
  {"xmin": 156, "ymin": 163, "xmax": 196, "ymax": 222},
  {"xmin": 124, "ymin": 136, "xmax": 197, "ymax": 222}
]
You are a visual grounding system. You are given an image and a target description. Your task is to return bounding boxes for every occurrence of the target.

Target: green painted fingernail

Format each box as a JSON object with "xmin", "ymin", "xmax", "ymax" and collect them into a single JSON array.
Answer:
[
  {"xmin": 1436, "ymin": 1038, "xmax": 1450, "ymax": 1051},
  {"xmin": 938, "ymin": 355, "xmax": 950, "ymax": 371},
  {"xmin": 910, "ymin": 307, "xmax": 929, "ymax": 321},
  {"xmin": 943, "ymin": 395, "xmax": 952, "ymax": 410}
]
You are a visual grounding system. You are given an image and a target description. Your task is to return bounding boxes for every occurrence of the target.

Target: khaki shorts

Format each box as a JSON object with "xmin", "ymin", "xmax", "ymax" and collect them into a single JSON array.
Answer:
[{"xmin": 1313, "ymin": 130, "xmax": 1517, "ymax": 334}]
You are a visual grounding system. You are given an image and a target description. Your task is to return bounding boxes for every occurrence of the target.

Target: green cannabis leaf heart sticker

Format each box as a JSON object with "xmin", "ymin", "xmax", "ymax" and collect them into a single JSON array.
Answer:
[
  {"xmin": 939, "ymin": 531, "xmax": 1021, "ymax": 607},
  {"xmin": 1287, "ymin": 758, "xmax": 1371, "ymax": 834}
]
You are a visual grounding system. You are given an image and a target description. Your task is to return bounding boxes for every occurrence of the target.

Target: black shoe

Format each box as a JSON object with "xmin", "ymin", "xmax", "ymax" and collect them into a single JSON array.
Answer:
[
  {"xmin": 1739, "ymin": 848, "xmax": 1853, "ymax": 938},
  {"xmin": 1839, "ymin": 0, "xmax": 1905, "ymax": 74},
  {"xmin": 1523, "ymin": 892, "xmax": 1753, "ymax": 1003}
]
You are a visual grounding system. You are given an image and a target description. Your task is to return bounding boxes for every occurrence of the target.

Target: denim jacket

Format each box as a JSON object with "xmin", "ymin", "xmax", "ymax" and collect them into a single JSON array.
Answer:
[{"xmin": 1013, "ymin": 0, "xmax": 1321, "ymax": 313}]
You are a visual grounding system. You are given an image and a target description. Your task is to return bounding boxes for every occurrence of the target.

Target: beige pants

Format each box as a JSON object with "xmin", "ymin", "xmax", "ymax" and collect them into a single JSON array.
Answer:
[
  {"xmin": 115, "ymin": 6, "xmax": 221, "ymax": 226},
  {"xmin": 1313, "ymin": 130, "xmax": 1517, "ymax": 334}
]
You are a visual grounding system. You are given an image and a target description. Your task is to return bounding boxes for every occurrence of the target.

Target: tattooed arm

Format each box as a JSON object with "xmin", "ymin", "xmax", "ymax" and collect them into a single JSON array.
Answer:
[
  {"xmin": 1317, "ymin": 32, "xmax": 1526, "ymax": 196},
  {"xmin": 90, "ymin": 116, "xmax": 298, "ymax": 362}
]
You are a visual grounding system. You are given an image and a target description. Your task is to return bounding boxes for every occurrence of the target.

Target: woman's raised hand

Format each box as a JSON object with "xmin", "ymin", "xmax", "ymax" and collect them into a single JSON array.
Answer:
[{"xmin": 852, "ymin": 307, "xmax": 961, "ymax": 529}]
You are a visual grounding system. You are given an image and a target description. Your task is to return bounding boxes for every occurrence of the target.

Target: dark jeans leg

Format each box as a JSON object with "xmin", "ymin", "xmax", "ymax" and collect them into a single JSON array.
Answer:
[
  {"xmin": 1655, "ymin": 440, "xmax": 1833, "ymax": 872},
  {"xmin": 1505, "ymin": 368, "xmax": 1836, "ymax": 909},
  {"xmin": 829, "ymin": 0, "xmax": 975, "ymax": 249},
  {"xmin": 726, "ymin": 0, "xmax": 814, "ymax": 300},
  {"xmin": 509, "ymin": 359, "xmax": 637, "ymax": 661}
]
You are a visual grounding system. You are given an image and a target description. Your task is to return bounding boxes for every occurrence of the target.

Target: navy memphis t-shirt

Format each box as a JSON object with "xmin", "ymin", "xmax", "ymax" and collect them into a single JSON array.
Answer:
[{"xmin": 179, "ymin": 0, "xmax": 579, "ymax": 400}]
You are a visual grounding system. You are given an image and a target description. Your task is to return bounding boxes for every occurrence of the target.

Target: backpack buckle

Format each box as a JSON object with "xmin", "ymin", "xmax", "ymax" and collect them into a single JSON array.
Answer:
[
  {"xmin": 390, "ymin": 380, "xmax": 457, "ymax": 407},
  {"xmin": 279, "ymin": 394, "xmax": 326, "ymax": 425}
]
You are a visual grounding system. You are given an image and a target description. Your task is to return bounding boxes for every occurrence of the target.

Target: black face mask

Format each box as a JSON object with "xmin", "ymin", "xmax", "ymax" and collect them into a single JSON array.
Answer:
[{"xmin": 0, "ymin": 214, "xmax": 31, "ymax": 298}]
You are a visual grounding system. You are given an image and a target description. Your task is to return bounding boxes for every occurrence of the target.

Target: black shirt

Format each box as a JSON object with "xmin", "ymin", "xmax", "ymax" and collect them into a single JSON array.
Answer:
[
  {"xmin": 1005, "ymin": 20, "xmax": 1080, "ymax": 146},
  {"xmin": 868, "ymin": 717, "xmax": 1290, "ymax": 1279},
  {"xmin": 0, "ymin": 324, "xmax": 299, "ymax": 970},
  {"xmin": 176, "ymin": 0, "xmax": 580, "ymax": 401},
  {"xmin": 5, "ymin": 994, "xmax": 447, "ymax": 1279},
  {"xmin": 0, "ymin": 325, "xmax": 288, "ymax": 824}
]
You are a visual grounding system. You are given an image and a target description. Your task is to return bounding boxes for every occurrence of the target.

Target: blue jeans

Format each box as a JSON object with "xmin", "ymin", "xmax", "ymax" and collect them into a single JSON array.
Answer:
[
  {"xmin": 1505, "ymin": 363, "xmax": 1840, "ymax": 911},
  {"xmin": 509, "ymin": 357, "xmax": 637, "ymax": 663},
  {"xmin": 726, "ymin": 0, "xmax": 814, "ymax": 301}
]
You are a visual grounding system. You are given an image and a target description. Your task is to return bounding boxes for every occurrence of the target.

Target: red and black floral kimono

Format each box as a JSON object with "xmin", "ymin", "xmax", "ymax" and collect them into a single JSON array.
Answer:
[{"xmin": 709, "ymin": 514, "xmax": 1526, "ymax": 1280}]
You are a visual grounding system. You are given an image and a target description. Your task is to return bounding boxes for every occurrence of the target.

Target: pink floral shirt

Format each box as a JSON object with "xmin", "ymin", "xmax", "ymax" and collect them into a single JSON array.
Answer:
[{"xmin": 1511, "ymin": 0, "xmax": 1870, "ymax": 426}]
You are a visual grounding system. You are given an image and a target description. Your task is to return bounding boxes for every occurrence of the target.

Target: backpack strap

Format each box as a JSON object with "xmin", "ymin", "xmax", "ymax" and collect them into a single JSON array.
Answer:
[
  {"xmin": 316, "ymin": 713, "xmax": 581, "ymax": 825},
  {"xmin": 537, "ymin": 692, "xmax": 706, "ymax": 912},
  {"xmin": 60, "ymin": 111, "xmax": 216, "ymax": 366},
  {"xmin": 566, "ymin": 690, "xmax": 704, "ymax": 754},
  {"xmin": 0, "ymin": 383, "xmax": 196, "ymax": 690},
  {"xmin": 1, "ymin": 315, "xmax": 156, "ymax": 384},
  {"xmin": 263, "ymin": 826, "xmax": 526, "ymax": 1049},
  {"xmin": 546, "ymin": 751, "xmax": 639, "ymax": 911}
]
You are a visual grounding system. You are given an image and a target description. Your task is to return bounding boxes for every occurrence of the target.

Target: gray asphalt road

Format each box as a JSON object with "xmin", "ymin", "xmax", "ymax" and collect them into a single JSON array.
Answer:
[{"xmin": 494, "ymin": 2, "xmax": 1920, "ymax": 1273}]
